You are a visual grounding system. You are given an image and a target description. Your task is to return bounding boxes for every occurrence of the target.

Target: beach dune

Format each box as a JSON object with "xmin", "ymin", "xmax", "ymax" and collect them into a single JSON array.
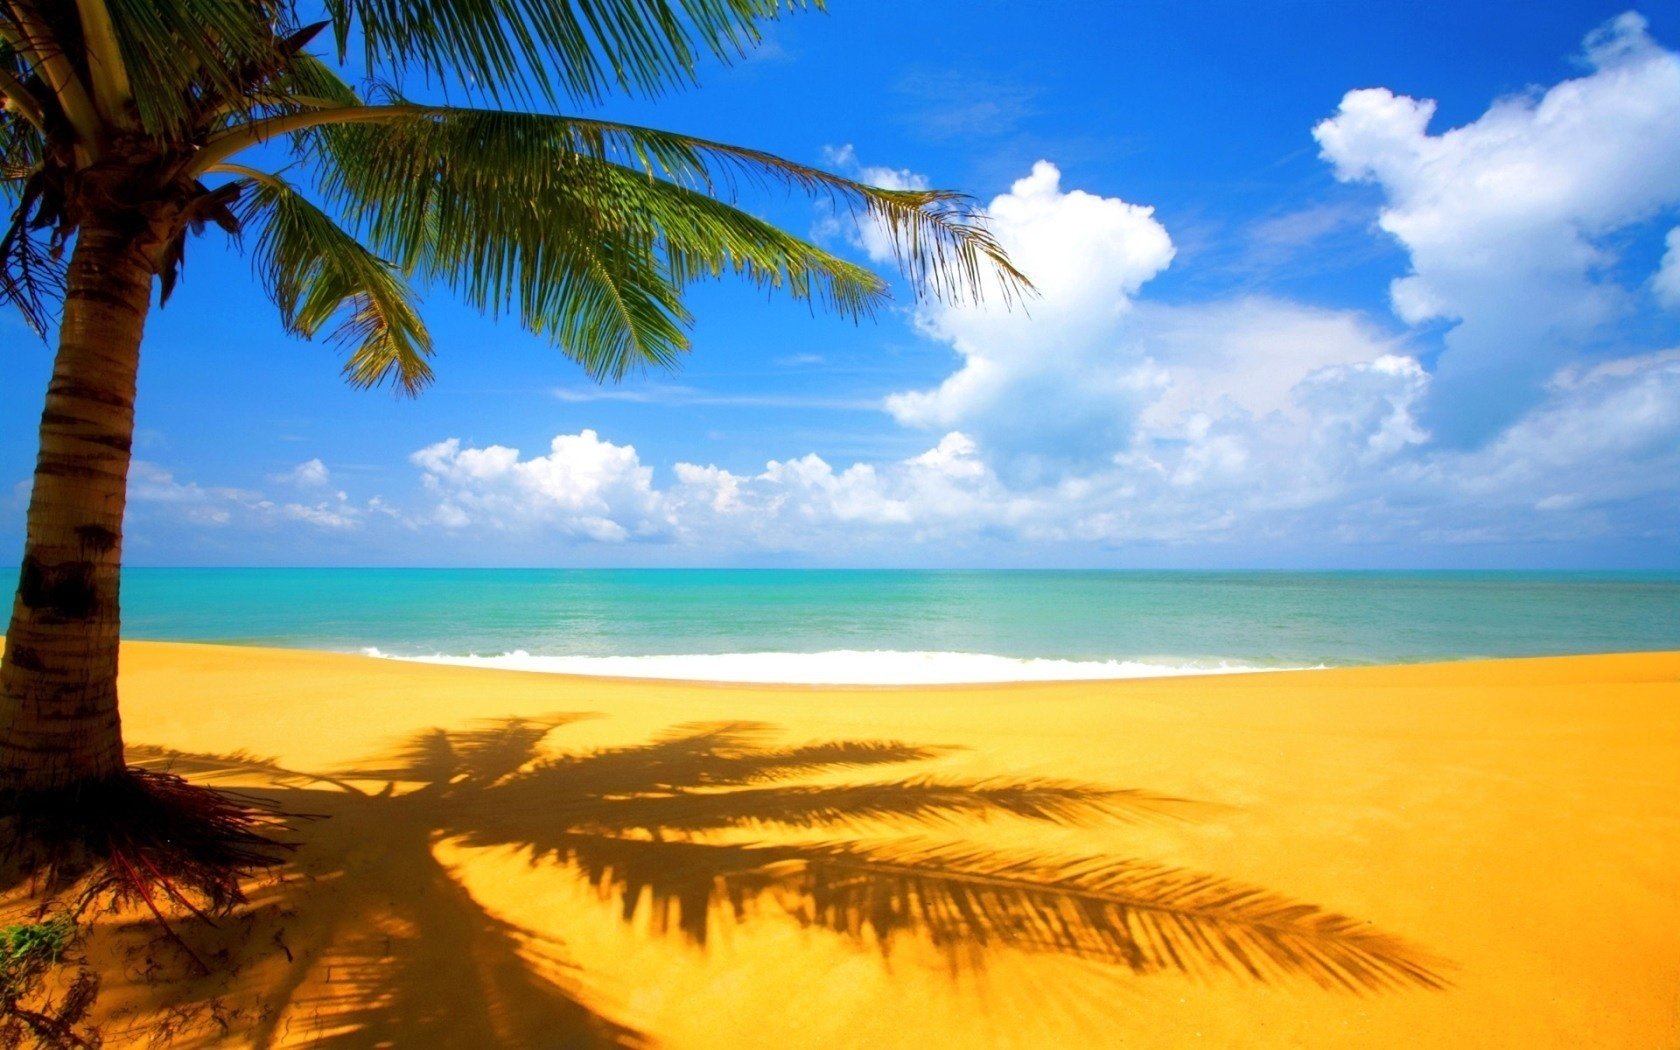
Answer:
[{"xmin": 6, "ymin": 642, "xmax": 1678, "ymax": 1048}]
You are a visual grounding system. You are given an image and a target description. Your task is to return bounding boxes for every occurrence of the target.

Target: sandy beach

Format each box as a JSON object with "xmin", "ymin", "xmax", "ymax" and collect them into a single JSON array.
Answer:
[{"xmin": 6, "ymin": 641, "xmax": 1678, "ymax": 1048}]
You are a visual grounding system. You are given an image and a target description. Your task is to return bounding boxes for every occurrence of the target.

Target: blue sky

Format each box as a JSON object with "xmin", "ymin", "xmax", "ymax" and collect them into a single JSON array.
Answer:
[{"xmin": 4, "ymin": 0, "xmax": 1680, "ymax": 567}]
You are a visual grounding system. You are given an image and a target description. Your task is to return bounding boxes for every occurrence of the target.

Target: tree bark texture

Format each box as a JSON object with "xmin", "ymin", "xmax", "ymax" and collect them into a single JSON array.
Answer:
[{"xmin": 0, "ymin": 220, "xmax": 155, "ymax": 795}]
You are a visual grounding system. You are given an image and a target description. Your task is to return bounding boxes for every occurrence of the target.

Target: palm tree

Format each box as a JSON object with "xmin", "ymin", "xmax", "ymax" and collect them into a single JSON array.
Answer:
[{"xmin": 0, "ymin": 1, "xmax": 1026, "ymax": 813}]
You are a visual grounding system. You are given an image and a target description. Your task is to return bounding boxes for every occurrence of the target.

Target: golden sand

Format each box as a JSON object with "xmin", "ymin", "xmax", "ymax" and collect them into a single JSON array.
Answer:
[{"xmin": 10, "ymin": 642, "xmax": 1680, "ymax": 1047}]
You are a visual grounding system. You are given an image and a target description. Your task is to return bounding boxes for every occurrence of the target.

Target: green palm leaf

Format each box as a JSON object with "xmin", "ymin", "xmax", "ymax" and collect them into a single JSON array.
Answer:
[
  {"xmin": 323, "ymin": 0, "xmax": 818, "ymax": 106},
  {"xmin": 0, "ymin": 220, "xmax": 61, "ymax": 336},
  {"xmin": 235, "ymin": 169, "xmax": 435, "ymax": 392},
  {"xmin": 280, "ymin": 105, "xmax": 1024, "ymax": 379},
  {"xmin": 74, "ymin": 0, "xmax": 290, "ymax": 136},
  {"xmin": 303, "ymin": 106, "xmax": 1025, "ymax": 309}
]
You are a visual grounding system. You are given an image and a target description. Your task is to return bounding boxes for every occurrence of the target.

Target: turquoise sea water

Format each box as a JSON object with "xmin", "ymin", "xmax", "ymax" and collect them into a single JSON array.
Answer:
[{"xmin": 117, "ymin": 569, "xmax": 1680, "ymax": 673}]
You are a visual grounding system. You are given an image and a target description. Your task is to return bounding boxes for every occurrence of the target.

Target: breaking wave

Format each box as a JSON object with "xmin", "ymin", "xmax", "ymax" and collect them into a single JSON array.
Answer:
[{"xmin": 358, "ymin": 648, "xmax": 1318, "ymax": 685}]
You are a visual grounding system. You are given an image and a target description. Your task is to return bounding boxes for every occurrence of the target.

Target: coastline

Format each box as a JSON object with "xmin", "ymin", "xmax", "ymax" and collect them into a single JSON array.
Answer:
[
  {"xmin": 6, "ymin": 640, "xmax": 1678, "ymax": 1047},
  {"xmin": 360, "ymin": 646, "xmax": 1312, "ymax": 685}
]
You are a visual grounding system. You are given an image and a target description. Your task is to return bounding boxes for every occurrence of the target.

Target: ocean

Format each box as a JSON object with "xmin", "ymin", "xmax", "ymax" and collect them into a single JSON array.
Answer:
[{"xmin": 114, "ymin": 569, "xmax": 1680, "ymax": 684}]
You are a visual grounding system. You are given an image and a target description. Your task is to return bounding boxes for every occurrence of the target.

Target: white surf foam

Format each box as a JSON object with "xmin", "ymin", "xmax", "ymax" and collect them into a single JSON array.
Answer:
[{"xmin": 359, "ymin": 648, "xmax": 1310, "ymax": 685}]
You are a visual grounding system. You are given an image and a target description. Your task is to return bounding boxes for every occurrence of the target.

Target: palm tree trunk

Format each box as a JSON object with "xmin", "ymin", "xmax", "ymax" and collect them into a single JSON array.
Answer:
[{"xmin": 0, "ymin": 219, "xmax": 155, "ymax": 796}]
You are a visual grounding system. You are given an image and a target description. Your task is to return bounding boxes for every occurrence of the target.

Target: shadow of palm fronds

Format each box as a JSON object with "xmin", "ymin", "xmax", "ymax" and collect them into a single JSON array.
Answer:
[
  {"xmin": 229, "ymin": 841, "xmax": 642, "ymax": 1050},
  {"xmin": 366, "ymin": 718, "xmax": 1444, "ymax": 989},
  {"xmin": 338, "ymin": 713, "xmax": 594, "ymax": 788},
  {"xmin": 111, "ymin": 712, "xmax": 1445, "ymax": 1046}
]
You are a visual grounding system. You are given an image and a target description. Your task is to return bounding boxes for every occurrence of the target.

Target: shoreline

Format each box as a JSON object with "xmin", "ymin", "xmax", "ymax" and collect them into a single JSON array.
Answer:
[
  {"xmin": 4, "ymin": 640, "xmax": 1677, "ymax": 1047},
  {"xmin": 87, "ymin": 633, "xmax": 1680, "ymax": 687},
  {"xmin": 361, "ymin": 645, "xmax": 1318, "ymax": 686}
]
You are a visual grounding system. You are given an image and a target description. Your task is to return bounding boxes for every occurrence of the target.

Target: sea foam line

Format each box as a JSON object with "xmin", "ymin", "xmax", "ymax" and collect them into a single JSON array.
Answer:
[{"xmin": 359, "ymin": 648, "xmax": 1313, "ymax": 685}]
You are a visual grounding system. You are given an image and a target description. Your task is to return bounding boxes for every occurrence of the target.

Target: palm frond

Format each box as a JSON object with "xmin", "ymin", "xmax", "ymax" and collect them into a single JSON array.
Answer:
[
  {"xmin": 0, "ymin": 183, "xmax": 63, "ymax": 337},
  {"xmin": 0, "ymin": 41, "xmax": 48, "ymax": 132},
  {"xmin": 554, "ymin": 114, "xmax": 1030, "ymax": 305},
  {"xmin": 308, "ymin": 114, "xmax": 688, "ymax": 377},
  {"xmin": 312, "ymin": 107, "xmax": 1023, "ymax": 313},
  {"xmin": 296, "ymin": 106, "xmax": 1020, "ymax": 378},
  {"xmin": 0, "ymin": 44, "xmax": 59, "ymax": 332},
  {"xmin": 265, "ymin": 48, "xmax": 362, "ymax": 112},
  {"xmin": 4, "ymin": 0, "xmax": 102, "ymax": 144},
  {"xmin": 96, "ymin": 0, "xmax": 294, "ymax": 136},
  {"xmin": 234, "ymin": 170, "xmax": 434, "ymax": 393},
  {"xmin": 322, "ymin": 0, "xmax": 817, "ymax": 106}
]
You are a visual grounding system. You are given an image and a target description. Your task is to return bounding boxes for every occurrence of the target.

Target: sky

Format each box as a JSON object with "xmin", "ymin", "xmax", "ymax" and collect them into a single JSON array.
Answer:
[{"xmin": 4, "ymin": 0, "xmax": 1680, "ymax": 568}]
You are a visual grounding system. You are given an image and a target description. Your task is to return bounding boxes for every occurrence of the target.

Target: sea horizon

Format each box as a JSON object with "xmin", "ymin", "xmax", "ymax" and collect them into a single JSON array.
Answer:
[{"xmin": 114, "ymin": 567, "xmax": 1680, "ymax": 684}]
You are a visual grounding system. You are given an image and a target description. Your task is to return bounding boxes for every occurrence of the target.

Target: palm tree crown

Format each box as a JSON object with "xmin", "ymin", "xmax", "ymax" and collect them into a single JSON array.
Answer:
[{"xmin": 2, "ymin": 0, "xmax": 1026, "ymax": 389}]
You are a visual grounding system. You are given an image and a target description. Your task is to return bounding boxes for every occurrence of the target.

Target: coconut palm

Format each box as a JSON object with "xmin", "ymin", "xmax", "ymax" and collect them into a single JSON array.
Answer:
[{"xmin": 0, "ymin": 1, "xmax": 1027, "ymax": 812}]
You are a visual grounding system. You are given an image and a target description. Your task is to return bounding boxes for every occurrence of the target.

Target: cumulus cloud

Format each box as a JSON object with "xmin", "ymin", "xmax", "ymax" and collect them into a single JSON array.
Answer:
[
  {"xmin": 822, "ymin": 143, "xmax": 929, "ymax": 195},
  {"xmin": 1313, "ymin": 11, "xmax": 1680, "ymax": 443},
  {"xmin": 397, "ymin": 345, "xmax": 1677, "ymax": 554},
  {"xmin": 884, "ymin": 161, "xmax": 1176, "ymax": 466},
  {"xmin": 882, "ymin": 161, "xmax": 1405, "ymax": 477},
  {"xmin": 1423, "ymin": 349, "xmax": 1680, "ymax": 512},
  {"xmin": 667, "ymin": 430, "xmax": 1019, "ymax": 546},
  {"xmin": 273, "ymin": 458, "xmax": 330, "ymax": 487},
  {"xmin": 1129, "ymin": 298, "xmax": 1406, "ymax": 434},
  {"xmin": 119, "ymin": 352, "xmax": 1680, "ymax": 557},
  {"xmin": 1656, "ymin": 227, "xmax": 1680, "ymax": 309},
  {"xmin": 410, "ymin": 431, "xmax": 672, "ymax": 542}
]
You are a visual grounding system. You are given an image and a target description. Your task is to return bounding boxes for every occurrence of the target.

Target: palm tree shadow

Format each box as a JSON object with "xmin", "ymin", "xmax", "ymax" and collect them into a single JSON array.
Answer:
[{"xmin": 109, "ymin": 711, "xmax": 1446, "ymax": 1046}]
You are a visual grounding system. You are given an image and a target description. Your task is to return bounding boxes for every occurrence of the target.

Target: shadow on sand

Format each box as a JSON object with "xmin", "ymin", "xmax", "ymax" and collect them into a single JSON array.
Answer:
[{"xmin": 78, "ymin": 712, "xmax": 1445, "ymax": 1046}]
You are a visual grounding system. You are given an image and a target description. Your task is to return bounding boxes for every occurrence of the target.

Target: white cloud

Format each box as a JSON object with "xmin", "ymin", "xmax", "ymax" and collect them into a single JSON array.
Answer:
[
  {"xmin": 129, "ymin": 462, "xmax": 260, "ymax": 526},
  {"xmin": 663, "ymin": 430, "xmax": 1030, "ymax": 550},
  {"xmin": 399, "ymin": 429, "xmax": 1025, "ymax": 553},
  {"xmin": 773, "ymin": 352, "xmax": 825, "ymax": 367},
  {"xmin": 410, "ymin": 431, "xmax": 673, "ymax": 542},
  {"xmin": 1313, "ymin": 11, "xmax": 1680, "ymax": 442},
  {"xmin": 884, "ymin": 161, "xmax": 1176, "ymax": 466},
  {"xmin": 822, "ymin": 144, "xmax": 930, "ymax": 194},
  {"xmin": 1656, "ymin": 227, "xmax": 1680, "ymax": 309},
  {"xmin": 1424, "ymin": 349, "xmax": 1680, "ymax": 509},
  {"xmin": 273, "ymin": 458, "xmax": 330, "ymax": 487},
  {"xmin": 1129, "ymin": 298, "xmax": 1406, "ymax": 434},
  {"xmin": 882, "ymin": 161, "xmax": 1405, "ymax": 478},
  {"xmin": 278, "ymin": 500, "xmax": 359, "ymax": 530},
  {"xmin": 127, "ymin": 462, "xmax": 373, "ymax": 531},
  {"xmin": 1241, "ymin": 202, "xmax": 1369, "ymax": 264},
  {"xmin": 140, "ymin": 345, "xmax": 1680, "ymax": 555}
]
